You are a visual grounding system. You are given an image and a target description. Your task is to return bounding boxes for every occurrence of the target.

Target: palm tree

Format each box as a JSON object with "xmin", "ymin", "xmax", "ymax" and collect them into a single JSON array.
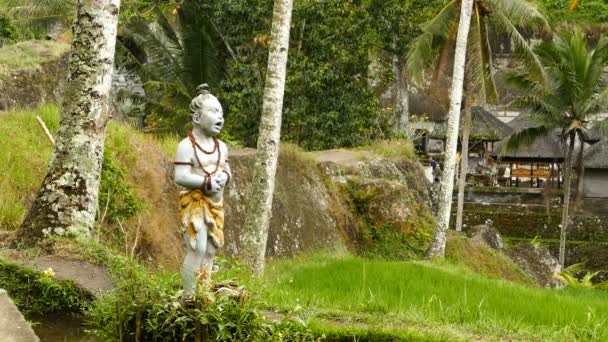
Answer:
[
  {"xmin": 425, "ymin": 0, "xmax": 475, "ymax": 258},
  {"xmin": 407, "ymin": 0, "xmax": 548, "ymax": 233},
  {"xmin": 116, "ymin": 1, "xmax": 224, "ymax": 133},
  {"xmin": 240, "ymin": 0, "xmax": 293, "ymax": 275},
  {"xmin": 503, "ymin": 29, "xmax": 608, "ymax": 269}
]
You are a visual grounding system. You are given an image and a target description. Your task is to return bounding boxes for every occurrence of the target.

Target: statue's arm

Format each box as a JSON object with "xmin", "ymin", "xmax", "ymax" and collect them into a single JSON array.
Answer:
[
  {"xmin": 175, "ymin": 141, "xmax": 205, "ymax": 189},
  {"xmin": 218, "ymin": 142, "xmax": 231, "ymax": 186}
]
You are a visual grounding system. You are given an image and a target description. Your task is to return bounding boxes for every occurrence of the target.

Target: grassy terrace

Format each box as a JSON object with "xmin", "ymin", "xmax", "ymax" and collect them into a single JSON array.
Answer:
[{"xmin": 260, "ymin": 255, "xmax": 608, "ymax": 341}]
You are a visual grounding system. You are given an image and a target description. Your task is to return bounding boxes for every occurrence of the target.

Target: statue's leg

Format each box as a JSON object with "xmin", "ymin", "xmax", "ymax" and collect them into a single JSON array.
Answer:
[
  {"xmin": 201, "ymin": 241, "xmax": 217, "ymax": 281},
  {"xmin": 182, "ymin": 225, "xmax": 208, "ymax": 296}
]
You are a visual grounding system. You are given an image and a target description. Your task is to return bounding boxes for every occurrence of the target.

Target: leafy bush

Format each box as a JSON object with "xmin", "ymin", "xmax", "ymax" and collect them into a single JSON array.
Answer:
[
  {"xmin": 86, "ymin": 254, "xmax": 322, "ymax": 341},
  {"xmin": 98, "ymin": 151, "xmax": 144, "ymax": 223},
  {"xmin": 0, "ymin": 13, "xmax": 15, "ymax": 44}
]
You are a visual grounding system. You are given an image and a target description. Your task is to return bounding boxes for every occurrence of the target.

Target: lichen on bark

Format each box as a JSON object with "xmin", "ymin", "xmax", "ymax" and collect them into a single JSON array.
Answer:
[{"xmin": 16, "ymin": 0, "xmax": 120, "ymax": 246}]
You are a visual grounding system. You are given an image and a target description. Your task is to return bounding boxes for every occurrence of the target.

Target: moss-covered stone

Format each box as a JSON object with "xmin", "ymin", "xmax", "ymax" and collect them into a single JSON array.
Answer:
[
  {"xmin": 454, "ymin": 204, "xmax": 608, "ymax": 242},
  {"xmin": 0, "ymin": 258, "xmax": 89, "ymax": 316}
]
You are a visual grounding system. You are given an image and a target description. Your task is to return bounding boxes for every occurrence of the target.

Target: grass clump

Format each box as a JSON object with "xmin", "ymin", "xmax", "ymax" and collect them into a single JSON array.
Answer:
[
  {"xmin": 356, "ymin": 139, "xmax": 417, "ymax": 160},
  {"xmin": 0, "ymin": 257, "xmax": 88, "ymax": 316},
  {"xmin": 0, "ymin": 103, "xmax": 58, "ymax": 229},
  {"xmin": 445, "ymin": 233, "xmax": 534, "ymax": 286},
  {"xmin": 0, "ymin": 40, "xmax": 68, "ymax": 73},
  {"xmin": 262, "ymin": 255, "xmax": 608, "ymax": 341}
]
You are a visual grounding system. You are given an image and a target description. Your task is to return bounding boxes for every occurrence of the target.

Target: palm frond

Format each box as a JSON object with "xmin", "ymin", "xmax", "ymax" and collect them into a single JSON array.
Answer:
[
  {"xmin": 468, "ymin": 9, "xmax": 498, "ymax": 104},
  {"xmin": 406, "ymin": 33, "xmax": 436, "ymax": 86},
  {"xmin": 494, "ymin": 13, "xmax": 549, "ymax": 88},
  {"xmin": 421, "ymin": 0, "xmax": 457, "ymax": 38},
  {"xmin": 501, "ymin": 125, "xmax": 550, "ymax": 155},
  {"xmin": 488, "ymin": 0, "xmax": 548, "ymax": 29},
  {"xmin": 124, "ymin": 20, "xmax": 185, "ymax": 84},
  {"xmin": 178, "ymin": 2, "xmax": 223, "ymax": 88}
]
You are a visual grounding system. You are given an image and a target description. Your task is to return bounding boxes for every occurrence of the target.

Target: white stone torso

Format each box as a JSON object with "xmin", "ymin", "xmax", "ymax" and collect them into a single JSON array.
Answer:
[{"xmin": 179, "ymin": 137, "xmax": 229, "ymax": 180}]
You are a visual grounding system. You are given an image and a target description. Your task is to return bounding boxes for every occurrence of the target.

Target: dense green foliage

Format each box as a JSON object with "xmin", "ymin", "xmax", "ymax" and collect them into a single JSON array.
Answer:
[
  {"xmin": 118, "ymin": 0, "xmax": 443, "ymax": 150},
  {"xmin": 533, "ymin": 0, "xmax": 608, "ymax": 24},
  {"xmin": 98, "ymin": 152, "xmax": 144, "ymax": 224},
  {"xmin": 264, "ymin": 255, "xmax": 608, "ymax": 341},
  {"xmin": 218, "ymin": 0, "xmax": 444, "ymax": 150},
  {"xmin": 0, "ymin": 13, "xmax": 14, "ymax": 43},
  {"xmin": 0, "ymin": 258, "xmax": 88, "ymax": 316}
]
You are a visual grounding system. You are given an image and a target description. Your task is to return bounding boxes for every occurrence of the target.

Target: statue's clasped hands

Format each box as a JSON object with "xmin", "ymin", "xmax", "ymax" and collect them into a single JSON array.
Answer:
[{"xmin": 203, "ymin": 172, "xmax": 228, "ymax": 195}]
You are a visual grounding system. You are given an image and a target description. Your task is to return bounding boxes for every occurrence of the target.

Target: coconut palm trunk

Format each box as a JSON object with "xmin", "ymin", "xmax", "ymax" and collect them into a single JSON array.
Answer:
[
  {"xmin": 15, "ymin": 0, "xmax": 120, "ymax": 246},
  {"xmin": 559, "ymin": 132, "xmax": 576, "ymax": 269},
  {"xmin": 240, "ymin": 0, "xmax": 293, "ymax": 275},
  {"xmin": 574, "ymin": 137, "xmax": 585, "ymax": 209},
  {"xmin": 425, "ymin": 0, "xmax": 475, "ymax": 258},
  {"xmin": 455, "ymin": 106, "xmax": 472, "ymax": 232}
]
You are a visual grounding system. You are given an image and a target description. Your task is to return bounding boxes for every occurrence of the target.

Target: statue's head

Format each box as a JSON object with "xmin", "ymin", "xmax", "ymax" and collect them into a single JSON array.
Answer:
[{"xmin": 190, "ymin": 84, "xmax": 224, "ymax": 137}]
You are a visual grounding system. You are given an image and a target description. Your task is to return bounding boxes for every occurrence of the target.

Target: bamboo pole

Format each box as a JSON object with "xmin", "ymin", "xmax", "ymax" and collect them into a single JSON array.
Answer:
[{"xmin": 36, "ymin": 116, "xmax": 55, "ymax": 145}]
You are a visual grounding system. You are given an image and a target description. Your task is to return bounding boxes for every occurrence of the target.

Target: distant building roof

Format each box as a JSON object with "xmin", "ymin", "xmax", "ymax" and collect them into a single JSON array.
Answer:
[
  {"xmin": 431, "ymin": 106, "xmax": 514, "ymax": 141},
  {"xmin": 584, "ymin": 139, "xmax": 608, "ymax": 169},
  {"xmin": 490, "ymin": 114, "xmax": 564, "ymax": 162}
]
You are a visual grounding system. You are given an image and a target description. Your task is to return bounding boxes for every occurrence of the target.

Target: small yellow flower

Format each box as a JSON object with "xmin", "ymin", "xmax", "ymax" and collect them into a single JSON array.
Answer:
[{"xmin": 43, "ymin": 267, "xmax": 55, "ymax": 277}]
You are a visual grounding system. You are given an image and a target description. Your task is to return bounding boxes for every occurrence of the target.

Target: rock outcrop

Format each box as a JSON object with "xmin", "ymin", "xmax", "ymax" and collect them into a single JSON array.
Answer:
[
  {"xmin": 507, "ymin": 243, "xmax": 561, "ymax": 288},
  {"xmin": 467, "ymin": 222, "xmax": 504, "ymax": 250}
]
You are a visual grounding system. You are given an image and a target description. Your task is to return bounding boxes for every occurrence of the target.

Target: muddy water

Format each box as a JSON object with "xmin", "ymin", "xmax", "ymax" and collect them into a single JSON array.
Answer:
[{"xmin": 30, "ymin": 314, "xmax": 99, "ymax": 342}]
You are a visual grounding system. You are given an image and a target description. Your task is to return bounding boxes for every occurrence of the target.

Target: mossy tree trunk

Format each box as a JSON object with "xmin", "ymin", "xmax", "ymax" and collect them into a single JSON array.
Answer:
[
  {"xmin": 425, "ymin": 0, "xmax": 474, "ymax": 258},
  {"xmin": 240, "ymin": 0, "xmax": 293, "ymax": 275},
  {"xmin": 559, "ymin": 132, "xmax": 576, "ymax": 269},
  {"xmin": 16, "ymin": 0, "xmax": 120, "ymax": 246}
]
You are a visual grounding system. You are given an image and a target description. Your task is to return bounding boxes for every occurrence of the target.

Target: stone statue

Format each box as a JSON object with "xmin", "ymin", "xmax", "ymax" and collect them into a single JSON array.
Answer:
[{"xmin": 174, "ymin": 84, "xmax": 231, "ymax": 296}]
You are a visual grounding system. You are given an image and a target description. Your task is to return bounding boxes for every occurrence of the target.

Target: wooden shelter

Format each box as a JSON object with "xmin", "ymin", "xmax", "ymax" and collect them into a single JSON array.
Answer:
[{"xmin": 490, "ymin": 115, "xmax": 564, "ymax": 188}]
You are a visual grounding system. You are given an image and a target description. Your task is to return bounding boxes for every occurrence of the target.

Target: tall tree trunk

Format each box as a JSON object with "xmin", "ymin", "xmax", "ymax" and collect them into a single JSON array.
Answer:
[
  {"xmin": 455, "ymin": 74, "xmax": 475, "ymax": 232},
  {"xmin": 15, "ymin": 0, "xmax": 120, "ymax": 246},
  {"xmin": 559, "ymin": 133, "xmax": 576, "ymax": 269},
  {"xmin": 574, "ymin": 137, "xmax": 585, "ymax": 210},
  {"xmin": 455, "ymin": 107, "xmax": 471, "ymax": 232},
  {"xmin": 425, "ymin": 0, "xmax": 474, "ymax": 258},
  {"xmin": 392, "ymin": 34, "xmax": 408, "ymax": 131},
  {"xmin": 240, "ymin": 0, "xmax": 293, "ymax": 275}
]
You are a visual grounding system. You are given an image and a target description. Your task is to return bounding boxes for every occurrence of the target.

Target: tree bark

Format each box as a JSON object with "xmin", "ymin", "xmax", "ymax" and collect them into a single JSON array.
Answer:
[
  {"xmin": 559, "ymin": 133, "xmax": 576, "ymax": 269},
  {"xmin": 455, "ymin": 73, "xmax": 475, "ymax": 232},
  {"xmin": 240, "ymin": 0, "xmax": 293, "ymax": 275},
  {"xmin": 15, "ymin": 0, "xmax": 121, "ymax": 246},
  {"xmin": 455, "ymin": 106, "xmax": 471, "ymax": 232},
  {"xmin": 425, "ymin": 0, "xmax": 474, "ymax": 258},
  {"xmin": 392, "ymin": 34, "xmax": 408, "ymax": 131},
  {"xmin": 574, "ymin": 136, "xmax": 585, "ymax": 210}
]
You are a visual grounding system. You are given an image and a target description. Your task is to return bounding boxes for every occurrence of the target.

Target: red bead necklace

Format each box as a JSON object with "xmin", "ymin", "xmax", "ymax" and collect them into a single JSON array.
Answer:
[{"xmin": 188, "ymin": 132, "xmax": 221, "ymax": 190}]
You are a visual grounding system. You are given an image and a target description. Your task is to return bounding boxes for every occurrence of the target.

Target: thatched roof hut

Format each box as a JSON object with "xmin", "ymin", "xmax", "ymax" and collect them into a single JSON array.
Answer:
[
  {"xmin": 584, "ymin": 139, "xmax": 608, "ymax": 169},
  {"xmin": 490, "ymin": 115, "xmax": 564, "ymax": 162},
  {"xmin": 431, "ymin": 106, "xmax": 514, "ymax": 141}
]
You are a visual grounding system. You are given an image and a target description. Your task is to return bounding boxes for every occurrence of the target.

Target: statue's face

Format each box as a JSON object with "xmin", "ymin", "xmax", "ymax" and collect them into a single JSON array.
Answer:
[{"xmin": 193, "ymin": 96, "xmax": 224, "ymax": 137}]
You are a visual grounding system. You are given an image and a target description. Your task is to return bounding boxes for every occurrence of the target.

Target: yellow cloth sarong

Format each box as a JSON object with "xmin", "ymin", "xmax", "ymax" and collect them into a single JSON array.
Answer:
[{"xmin": 178, "ymin": 189, "xmax": 224, "ymax": 250}]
